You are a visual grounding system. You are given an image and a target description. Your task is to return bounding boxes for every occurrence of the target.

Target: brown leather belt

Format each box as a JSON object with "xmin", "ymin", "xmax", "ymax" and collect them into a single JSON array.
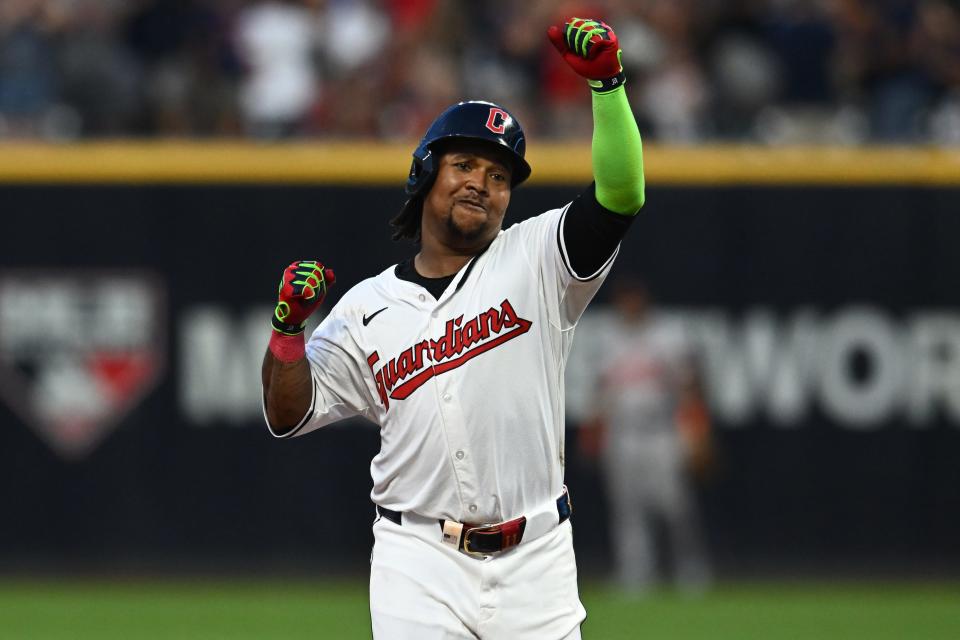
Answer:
[{"xmin": 376, "ymin": 491, "xmax": 573, "ymax": 556}]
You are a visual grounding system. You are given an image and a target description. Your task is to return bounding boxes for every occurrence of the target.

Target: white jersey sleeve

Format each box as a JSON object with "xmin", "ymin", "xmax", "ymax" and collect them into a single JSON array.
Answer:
[
  {"xmin": 512, "ymin": 205, "xmax": 619, "ymax": 330},
  {"xmin": 265, "ymin": 299, "xmax": 373, "ymax": 439}
]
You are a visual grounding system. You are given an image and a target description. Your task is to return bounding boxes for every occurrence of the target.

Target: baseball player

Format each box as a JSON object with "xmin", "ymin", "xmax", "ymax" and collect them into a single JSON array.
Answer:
[
  {"xmin": 579, "ymin": 279, "xmax": 712, "ymax": 594},
  {"xmin": 262, "ymin": 17, "xmax": 645, "ymax": 639}
]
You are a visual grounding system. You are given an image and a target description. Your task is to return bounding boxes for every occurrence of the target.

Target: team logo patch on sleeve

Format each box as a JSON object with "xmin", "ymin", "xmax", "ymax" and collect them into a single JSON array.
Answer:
[{"xmin": 366, "ymin": 299, "xmax": 532, "ymax": 410}]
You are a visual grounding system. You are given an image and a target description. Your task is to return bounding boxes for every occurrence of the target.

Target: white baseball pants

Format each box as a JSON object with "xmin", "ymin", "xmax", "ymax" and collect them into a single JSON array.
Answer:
[{"xmin": 370, "ymin": 514, "xmax": 586, "ymax": 639}]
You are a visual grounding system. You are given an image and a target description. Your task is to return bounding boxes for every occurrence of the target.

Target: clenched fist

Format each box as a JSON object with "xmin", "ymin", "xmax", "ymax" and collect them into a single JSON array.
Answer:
[
  {"xmin": 272, "ymin": 260, "xmax": 336, "ymax": 336},
  {"xmin": 547, "ymin": 18, "xmax": 624, "ymax": 92}
]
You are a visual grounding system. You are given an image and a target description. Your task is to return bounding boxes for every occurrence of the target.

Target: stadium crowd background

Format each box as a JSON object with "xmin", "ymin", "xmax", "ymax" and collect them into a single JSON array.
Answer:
[{"xmin": 1, "ymin": 0, "xmax": 959, "ymax": 144}]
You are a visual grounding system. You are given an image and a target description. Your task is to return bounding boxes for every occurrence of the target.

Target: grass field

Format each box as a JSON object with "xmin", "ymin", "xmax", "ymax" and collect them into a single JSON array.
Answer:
[{"xmin": 1, "ymin": 579, "xmax": 958, "ymax": 639}]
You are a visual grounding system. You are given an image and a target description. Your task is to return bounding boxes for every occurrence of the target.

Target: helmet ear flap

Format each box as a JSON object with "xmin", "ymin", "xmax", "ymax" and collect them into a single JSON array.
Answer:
[{"xmin": 406, "ymin": 147, "xmax": 436, "ymax": 196}]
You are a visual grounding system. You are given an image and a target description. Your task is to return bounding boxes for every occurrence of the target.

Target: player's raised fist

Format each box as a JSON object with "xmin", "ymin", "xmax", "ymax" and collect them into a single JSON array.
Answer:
[
  {"xmin": 272, "ymin": 260, "xmax": 335, "ymax": 336},
  {"xmin": 547, "ymin": 18, "xmax": 623, "ymax": 88}
]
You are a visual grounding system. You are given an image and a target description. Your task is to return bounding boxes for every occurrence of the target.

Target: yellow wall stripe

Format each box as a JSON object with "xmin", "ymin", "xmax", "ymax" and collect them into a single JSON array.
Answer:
[{"xmin": 0, "ymin": 142, "xmax": 959, "ymax": 185}]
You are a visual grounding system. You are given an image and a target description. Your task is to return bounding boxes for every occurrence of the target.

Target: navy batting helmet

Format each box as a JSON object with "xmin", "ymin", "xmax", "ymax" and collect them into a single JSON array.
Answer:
[
  {"xmin": 405, "ymin": 100, "xmax": 532, "ymax": 196},
  {"xmin": 391, "ymin": 100, "xmax": 531, "ymax": 241}
]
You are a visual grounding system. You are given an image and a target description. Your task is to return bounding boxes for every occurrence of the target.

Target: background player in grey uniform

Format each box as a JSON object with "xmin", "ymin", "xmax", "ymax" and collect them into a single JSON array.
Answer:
[
  {"xmin": 261, "ymin": 17, "xmax": 645, "ymax": 639},
  {"xmin": 580, "ymin": 278, "xmax": 713, "ymax": 594}
]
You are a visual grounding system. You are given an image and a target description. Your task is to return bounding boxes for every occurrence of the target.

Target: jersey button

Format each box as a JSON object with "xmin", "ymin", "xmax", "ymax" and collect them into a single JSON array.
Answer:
[
  {"xmin": 455, "ymin": 450, "xmax": 465, "ymax": 460},
  {"xmin": 469, "ymin": 504, "xmax": 477, "ymax": 514},
  {"xmin": 442, "ymin": 393, "xmax": 451, "ymax": 402},
  {"xmin": 418, "ymin": 293, "xmax": 426, "ymax": 302}
]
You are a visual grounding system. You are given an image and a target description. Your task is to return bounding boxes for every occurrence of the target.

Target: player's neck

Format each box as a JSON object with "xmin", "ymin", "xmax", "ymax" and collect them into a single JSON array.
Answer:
[{"xmin": 413, "ymin": 249, "xmax": 472, "ymax": 278}]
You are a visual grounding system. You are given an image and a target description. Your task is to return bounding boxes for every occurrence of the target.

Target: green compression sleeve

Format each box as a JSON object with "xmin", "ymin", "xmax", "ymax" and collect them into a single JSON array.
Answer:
[{"xmin": 592, "ymin": 85, "xmax": 645, "ymax": 215}]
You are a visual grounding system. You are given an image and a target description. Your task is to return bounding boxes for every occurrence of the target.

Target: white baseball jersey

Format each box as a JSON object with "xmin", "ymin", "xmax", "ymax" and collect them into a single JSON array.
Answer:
[{"xmin": 267, "ymin": 204, "xmax": 617, "ymax": 524}]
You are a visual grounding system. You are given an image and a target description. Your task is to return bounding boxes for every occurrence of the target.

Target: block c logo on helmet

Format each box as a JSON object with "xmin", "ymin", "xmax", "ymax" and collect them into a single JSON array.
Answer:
[{"xmin": 485, "ymin": 107, "xmax": 509, "ymax": 134}]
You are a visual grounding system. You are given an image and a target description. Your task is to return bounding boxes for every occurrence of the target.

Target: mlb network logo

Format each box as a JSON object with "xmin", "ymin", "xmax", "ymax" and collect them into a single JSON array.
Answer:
[{"xmin": 0, "ymin": 271, "xmax": 166, "ymax": 459}]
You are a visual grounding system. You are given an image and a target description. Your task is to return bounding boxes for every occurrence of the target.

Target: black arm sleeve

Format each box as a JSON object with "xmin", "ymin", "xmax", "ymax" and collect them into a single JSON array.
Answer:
[{"xmin": 561, "ymin": 182, "xmax": 636, "ymax": 279}]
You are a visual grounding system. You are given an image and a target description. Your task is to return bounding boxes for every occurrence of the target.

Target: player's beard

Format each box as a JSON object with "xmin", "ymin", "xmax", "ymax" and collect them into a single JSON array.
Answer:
[{"xmin": 445, "ymin": 202, "xmax": 492, "ymax": 246}]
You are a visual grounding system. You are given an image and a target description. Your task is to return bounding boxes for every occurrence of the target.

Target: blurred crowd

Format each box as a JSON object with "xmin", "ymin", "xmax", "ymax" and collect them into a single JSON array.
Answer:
[{"xmin": 1, "ymin": 0, "xmax": 959, "ymax": 143}]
